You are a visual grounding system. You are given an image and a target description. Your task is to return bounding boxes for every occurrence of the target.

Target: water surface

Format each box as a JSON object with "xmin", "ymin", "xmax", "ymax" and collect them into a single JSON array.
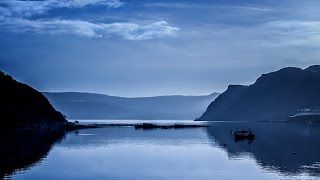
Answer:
[{"xmin": 5, "ymin": 121, "xmax": 320, "ymax": 180}]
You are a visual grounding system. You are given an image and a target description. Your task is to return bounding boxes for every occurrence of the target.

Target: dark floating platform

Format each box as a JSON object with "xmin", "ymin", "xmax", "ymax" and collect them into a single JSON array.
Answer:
[
  {"xmin": 134, "ymin": 123, "xmax": 209, "ymax": 129},
  {"xmin": 85, "ymin": 123, "xmax": 209, "ymax": 129}
]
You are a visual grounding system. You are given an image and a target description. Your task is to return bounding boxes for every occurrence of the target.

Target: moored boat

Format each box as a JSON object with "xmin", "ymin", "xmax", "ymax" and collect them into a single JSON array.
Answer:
[{"xmin": 232, "ymin": 129, "xmax": 255, "ymax": 140}]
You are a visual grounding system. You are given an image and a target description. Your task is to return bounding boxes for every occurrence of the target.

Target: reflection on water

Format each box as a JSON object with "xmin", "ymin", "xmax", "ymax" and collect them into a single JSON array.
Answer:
[
  {"xmin": 3, "ymin": 121, "xmax": 320, "ymax": 180},
  {"xmin": 0, "ymin": 129, "xmax": 65, "ymax": 179},
  {"xmin": 206, "ymin": 122, "xmax": 320, "ymax": 177}
]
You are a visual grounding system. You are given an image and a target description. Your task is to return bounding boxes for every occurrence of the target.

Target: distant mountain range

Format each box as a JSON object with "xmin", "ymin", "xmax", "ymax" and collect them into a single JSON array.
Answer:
[
  {"xmin": 43, "ymin": 92, "xmax": 220, "ymax": 120},
  {"xmin": 0, "ymin": 71, "xmax": 66, "ymax": 127},
  {"xmin": 199, "ymin": 65, "xmax": 320, "ymax": 122}
]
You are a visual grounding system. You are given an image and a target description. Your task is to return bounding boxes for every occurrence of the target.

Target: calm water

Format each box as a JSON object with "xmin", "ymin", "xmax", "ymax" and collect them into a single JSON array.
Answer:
[{"xmin": 4, "ymin": 121, "xmax": 320, "ymax": 180}]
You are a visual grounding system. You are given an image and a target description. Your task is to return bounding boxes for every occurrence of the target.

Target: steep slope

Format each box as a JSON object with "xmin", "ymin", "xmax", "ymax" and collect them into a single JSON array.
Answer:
[
  {"xmin": 199, "ymin": 65, "xmax": 320, "ymax": 121},
  {"xmin": 198, "ymin": 85, "xmax": 248, "ymax": 121},
  {"xmin": 44, "ymin": 92, "xmax": 219, "ymax": 120},
  {"xmin": 0, "ymin": 71, "xmax": 66, "ymax": 127}
]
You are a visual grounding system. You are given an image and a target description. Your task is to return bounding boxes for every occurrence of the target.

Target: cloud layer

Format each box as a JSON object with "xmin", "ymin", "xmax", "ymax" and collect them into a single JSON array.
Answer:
[
  {"xmin": 144, "ymin": 3, "xmax": 271, "ymax": 12},
  {"xmin": 0, "ymin": 18, "xmax": 179, "ymax": 39},
  {"xmin": 0, "ymin": 0, "xmax": 123, "ymax": 17},
  {"xmin": 0, "ymin": 0, "xmax": 179, "ymax": 40}
]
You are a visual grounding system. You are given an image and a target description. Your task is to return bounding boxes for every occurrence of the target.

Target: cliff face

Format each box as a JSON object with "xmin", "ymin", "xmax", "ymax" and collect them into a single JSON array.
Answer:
[
  {"xmin": 199, "ymin": 65, "xmax": 320, "ymax": 121},
  {"xmin": 0, "ymin": 71, "xmax": 66, "ymax": 127}
]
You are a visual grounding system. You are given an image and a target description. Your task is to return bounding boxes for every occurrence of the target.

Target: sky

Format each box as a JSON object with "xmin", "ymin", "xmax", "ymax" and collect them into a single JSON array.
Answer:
[{"xmin": 0, "ymin": 0, "xmax": 320, "ymax": 97}]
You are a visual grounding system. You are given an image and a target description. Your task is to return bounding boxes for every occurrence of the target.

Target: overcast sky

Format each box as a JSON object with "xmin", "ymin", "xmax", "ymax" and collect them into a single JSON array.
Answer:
[{"xmin": 0, "ymin": 0, "xmax": 319, "ymax": 97}]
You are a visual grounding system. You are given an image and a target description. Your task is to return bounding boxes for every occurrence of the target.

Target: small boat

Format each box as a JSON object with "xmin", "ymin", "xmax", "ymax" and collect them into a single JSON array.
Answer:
[{"xmin": 232, "ymin": 129, "xmax": 255, "ymax": 140}]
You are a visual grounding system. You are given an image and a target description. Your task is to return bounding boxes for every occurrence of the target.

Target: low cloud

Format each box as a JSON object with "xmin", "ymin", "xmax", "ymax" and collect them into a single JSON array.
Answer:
[
  {"xmin": 0, "ymin": 0, "xmax": 123, "ymax": 18},
  {"xmin": 144, "ymin": 3, "xmax": 271, "ymax": 12},
  {"xmin": 0, "ymin": 18, "xmax": 180, "ymax": 40},
  {"xmin": 104, "ymin": 21, "xmax": 180, "ymax": 40},
  {"xmin": 0, "ymin": 0, "xmax": 180, "ymax": 40}
]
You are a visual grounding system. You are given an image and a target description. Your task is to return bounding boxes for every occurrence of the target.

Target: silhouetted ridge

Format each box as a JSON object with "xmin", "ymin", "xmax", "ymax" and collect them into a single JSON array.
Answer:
[
  {"xmin": 305, "ymin": 65, "xmax": 320, "ymax": 74},
  {"xmin": 0, "ymin": 71, "xmax": 66, "ymax": 127},
  {"xmin": 199, "ymin": 65, "xmax": 320, "ymax": 121}
]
